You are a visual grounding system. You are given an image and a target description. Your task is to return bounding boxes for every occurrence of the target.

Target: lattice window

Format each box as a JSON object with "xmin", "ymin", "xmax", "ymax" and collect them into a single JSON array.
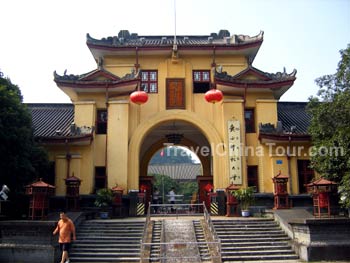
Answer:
[
  {"xmin": 193, "ymin": 70, "xmax": 210, "ymax": 93},
  {"xmin": 141, "ymin": 70, "xmax": 158, "ymax": 93}
]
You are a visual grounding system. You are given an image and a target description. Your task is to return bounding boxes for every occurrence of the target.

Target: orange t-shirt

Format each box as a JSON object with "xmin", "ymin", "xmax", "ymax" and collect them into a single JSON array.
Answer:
[{"xmin": 54, "ymin": 218, "xmax": 75, "ymax": 243}]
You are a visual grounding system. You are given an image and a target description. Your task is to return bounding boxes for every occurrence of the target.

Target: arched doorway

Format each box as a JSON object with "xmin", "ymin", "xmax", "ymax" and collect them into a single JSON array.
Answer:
[{"xmin": 139, "ymin": 120, "xmax": 211, "ymax": 208}]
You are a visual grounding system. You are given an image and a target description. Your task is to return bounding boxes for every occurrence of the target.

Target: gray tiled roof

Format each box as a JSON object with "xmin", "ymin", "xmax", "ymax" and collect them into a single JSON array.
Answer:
[
  {"xmin": 54, "ymin": 68, "xmax": 138, "ymax": 82},
  {"xmin": 277, "ymin": 102, "xmax": 310, "ymax": 134},
  {"xmin": 26, "ymin": 102, "xmax": 311, "ymax": 139},
  {"xmin": 26, "ymin": 103, "xmax": 74, "ymax": 137},
  {"xmin": 86, "ymin": 30, "xmax": 263, "ymax": 47},
  {"xmin": 148, "ymin": 164, "xmax": 202, "ymax": 180},
  {"xmin": 215, "ymin": 66, "xmax": 297, "ymax": 82}
]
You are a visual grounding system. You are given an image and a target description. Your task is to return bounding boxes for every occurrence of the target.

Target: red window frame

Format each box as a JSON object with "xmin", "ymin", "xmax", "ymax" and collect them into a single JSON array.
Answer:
[
  {"xmin": 96, "ymin": 109, "xmax": 107, "ymax": 134},
  {"xmin": 297, "ymin": 160, "xmax": 314, "ymax": 193},
  {"xmin": 245, "ymin": 109, "xmax": 255, "ymax": 133},
  {"xmin": 193, "ymin": 70, "xmax": 211, "ymax": 93},
  {"xmin": 247, "ymin": 166, "xmax": 259, "ymax": 192},
  {"xmin": 141, "ymin": 70, "xmax": 158, "ymax": 93},
  {"xmin": 94, "ymin": 166, "xmax": 107, "ymax": 192},
  {"xmin": 193, "ymin": 70, "xmax": 210, "ymax": 82}
]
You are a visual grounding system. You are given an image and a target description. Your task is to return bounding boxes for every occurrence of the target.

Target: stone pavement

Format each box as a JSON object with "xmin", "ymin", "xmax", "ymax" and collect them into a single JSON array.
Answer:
[{"xmin": 163, "ymin": 219, "xmax": 201, "ymax": 262}]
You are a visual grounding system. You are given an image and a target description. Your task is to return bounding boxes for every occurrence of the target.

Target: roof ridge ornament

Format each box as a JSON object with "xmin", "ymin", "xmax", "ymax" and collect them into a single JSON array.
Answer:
[
  {"xmin": 235, "ymin": 30, "xmax": 264, "ymax": 43},
  {"xmin": 265, "ymin": 68, "xmax": 297, "ymax": 79}
]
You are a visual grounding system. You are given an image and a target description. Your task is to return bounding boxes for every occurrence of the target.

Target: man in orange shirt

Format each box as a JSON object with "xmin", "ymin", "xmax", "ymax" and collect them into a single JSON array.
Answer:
[{"xmin": 53, "ymin": 212, "xmax": 76, "ymax": 263}]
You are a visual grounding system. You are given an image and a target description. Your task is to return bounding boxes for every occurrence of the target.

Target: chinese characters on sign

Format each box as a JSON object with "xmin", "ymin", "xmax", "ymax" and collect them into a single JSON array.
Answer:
[{"xmin": 228, "ymin": 120, "xmax": 242, "ymax": 185}]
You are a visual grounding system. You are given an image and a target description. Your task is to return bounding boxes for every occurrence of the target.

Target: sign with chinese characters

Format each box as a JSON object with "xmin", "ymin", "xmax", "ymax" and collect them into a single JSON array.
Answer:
[{"xmin": 228, "ymin": 120, "xmax": 242, "ymax": 185}]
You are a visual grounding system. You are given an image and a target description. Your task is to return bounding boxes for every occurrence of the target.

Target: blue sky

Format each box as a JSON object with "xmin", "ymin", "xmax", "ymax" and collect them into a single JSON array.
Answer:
[{"xmin": 0, "ymin": 0, "xmax": 349, "ymax": 103}]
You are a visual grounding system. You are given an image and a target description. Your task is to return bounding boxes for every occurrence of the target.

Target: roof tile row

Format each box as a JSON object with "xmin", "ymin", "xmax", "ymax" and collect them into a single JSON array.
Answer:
[{"xmin": 26, "ymin": 102, "xmax": 311, "ymax": 139}]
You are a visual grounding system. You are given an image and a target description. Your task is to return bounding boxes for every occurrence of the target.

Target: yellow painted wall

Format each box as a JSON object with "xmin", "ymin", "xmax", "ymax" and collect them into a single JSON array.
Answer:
[
  {"xmin": 107, "ymin": 100, "xmax": 129, "ymax": 192},
  {"xmin": 52, "ymin": 49, "xmax": 312, "ymax": 196},
  {"xmin": 255, "ymin": 99, "xmax": 278, "ymax": 126},
  {"xmin": 74, "ymin": 101, "xmax": 96, "ymax": 127},
  {"xmin": 94, "ymin": 135, "xmax": 106, "ymax": 166}
]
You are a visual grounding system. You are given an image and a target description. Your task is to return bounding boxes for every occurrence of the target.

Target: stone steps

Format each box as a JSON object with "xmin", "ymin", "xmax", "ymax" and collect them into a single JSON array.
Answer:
[
  {"xmin": 193, "ymin": 219, "xmax": 211, "ymax": 261},
  {"xmin": 213, "ymin": 218, "xmax": 299, "ymax": 262},
  {"xmin": 69, "ymin": 220, "xmax": 145, "ymax": 263},
  {"xmin": 149, "ymin": 220, "xmax": 162, "ymax": 262}
]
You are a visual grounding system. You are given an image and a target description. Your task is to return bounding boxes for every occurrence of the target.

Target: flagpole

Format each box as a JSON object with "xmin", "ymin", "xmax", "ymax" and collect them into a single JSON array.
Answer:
[{"xmin": 162, "ymin": 174, "xmax": 165, "ymax": 205}]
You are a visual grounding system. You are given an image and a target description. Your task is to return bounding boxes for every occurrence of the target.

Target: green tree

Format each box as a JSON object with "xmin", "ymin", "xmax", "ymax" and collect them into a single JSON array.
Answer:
[
  {"xmin": 307, "ymin": 44, "xmax": 350, "ymax": 208},
  {"xmin": 0, "ymin": 71, "xmax": 49, "ymax": 206},
  {"xmin": 150, "ymin": 174, "xmax": 179, "ymax": 203},
  {"xmin": 178, "ymin": 181, "xmax": 198, "ymax": 202}
]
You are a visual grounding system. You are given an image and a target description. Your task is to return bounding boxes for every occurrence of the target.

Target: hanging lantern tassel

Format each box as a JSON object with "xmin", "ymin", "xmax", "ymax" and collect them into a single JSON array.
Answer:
[{"xmin": 205, "ymin": 88, "xmax": 223, "ymax": 103}]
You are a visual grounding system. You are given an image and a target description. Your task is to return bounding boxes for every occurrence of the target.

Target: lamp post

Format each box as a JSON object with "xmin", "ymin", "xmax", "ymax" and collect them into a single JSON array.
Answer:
[{"xmin": 162, "ymin": 175, "xmax": 165, "ymax": 207}]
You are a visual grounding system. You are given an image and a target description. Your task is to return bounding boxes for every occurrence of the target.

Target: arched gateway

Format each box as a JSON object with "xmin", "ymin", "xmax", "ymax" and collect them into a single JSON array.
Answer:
[
  {"xmin": 28, "ymin": 29, "xmax": 315, "ymax": 213},
  {"xmin": 128, "ymin": 110, "xmax": 224, "ymax": 190}
]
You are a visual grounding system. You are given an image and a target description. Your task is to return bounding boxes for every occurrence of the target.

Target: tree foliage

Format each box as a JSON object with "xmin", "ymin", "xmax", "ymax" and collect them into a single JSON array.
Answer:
[
  {"xmin": 151, "ymin": 174, "xmax": 179, "ymax": 203},
  {"xmin": 151, "ymin": 174, "xmax": 198, "ymax": 203},
  {"xmin": 307, "ymin": 44, "xmax": 350, "ymax": 208},
  {"xmin": 0, "ymin": 71, "xmax": 49, "ymax": 196}
]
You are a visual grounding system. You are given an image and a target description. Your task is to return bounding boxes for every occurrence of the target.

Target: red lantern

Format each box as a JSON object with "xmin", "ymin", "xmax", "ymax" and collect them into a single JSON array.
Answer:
[
  {"xmin": 130, "ymin": 90, "xmax": 148, "ymax": 105},
  {"xmin": 205, "ymin": 89, "xmax": 223, "ymax": 103},
  {"xmin": 204, "ymin": 183, "xmax": 213, "ymax": 193}
]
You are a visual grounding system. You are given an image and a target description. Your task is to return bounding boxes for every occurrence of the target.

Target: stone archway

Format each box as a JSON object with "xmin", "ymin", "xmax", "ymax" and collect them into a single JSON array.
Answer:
[{"xmin": 127, "ymin": 110, "xmax": 226, "ymax": 190}]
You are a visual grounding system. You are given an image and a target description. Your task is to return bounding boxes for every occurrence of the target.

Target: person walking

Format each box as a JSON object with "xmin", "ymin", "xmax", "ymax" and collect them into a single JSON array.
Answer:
[
  {"xmin": 53, "ymin": 211, "xmax": 76, "ymax": 263},
  {"xmin": 152, "ymin": 187, "xmax": 160, "ymax": 213},
  {"xmin": 169, "ymin": 187, "xmax": 176, "ymax": 212}
]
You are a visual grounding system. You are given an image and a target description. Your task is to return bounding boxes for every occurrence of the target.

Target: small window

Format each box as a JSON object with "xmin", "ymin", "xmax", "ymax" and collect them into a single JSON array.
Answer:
[
  {"xmin": 193, "ymin": 70, "xmax": 210, "ymax": 93},
  {"xmin": 141, "ymin": 70, "xmax": 158, "ymax": 93},
  {"xmin": 245, "ymin": 109, "xmax": 255, "ymax": 133},
  {"xmin": 247, "ymin": 166, "xmax": 259, "ymax": 192},
  {"xmin": 95, "ymin": 167, "xmax": 106, "ymax": 191},
  {"xmin": 96, "ymin": 109, "xmax": 107, "ymax": 134}
]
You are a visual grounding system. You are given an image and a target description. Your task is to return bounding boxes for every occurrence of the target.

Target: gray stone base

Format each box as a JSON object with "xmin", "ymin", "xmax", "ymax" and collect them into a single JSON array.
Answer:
[
  {"xmin": 290, "ymin": 218, "xmax": 350, "ymax": 261},
  {"xmin": 306, "ymin": 243, "xmax": 350, "ymax": 261},
  {"xmin": 0, "ymin": 243, "xmax": 60, "ymax": 263},
  {"xmin": 0, "ymin": 212, "xmax": 83, "ymax": 263}
]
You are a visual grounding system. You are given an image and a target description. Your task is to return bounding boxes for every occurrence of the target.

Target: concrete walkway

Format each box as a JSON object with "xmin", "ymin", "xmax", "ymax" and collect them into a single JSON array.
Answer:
[{"xmin": 163, "ymin": 219, "xmax": 201, "ymax": 262}]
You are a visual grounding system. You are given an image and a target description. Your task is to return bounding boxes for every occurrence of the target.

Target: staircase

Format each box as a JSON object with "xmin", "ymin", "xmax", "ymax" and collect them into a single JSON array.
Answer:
[
  {"xmin": 193, "ymin": 219, "xmax": 211, "ymax": 261},
  {"xmin": 69, "ymin": 219, "xmax": 145, "ymax": 263},
  {"xmin": 149, "ymin": 220, "xmax": 163, "ymax": 262},
  {"xmin": 213, "ymin": 218, "xmax": 299, "ymax": 262}
]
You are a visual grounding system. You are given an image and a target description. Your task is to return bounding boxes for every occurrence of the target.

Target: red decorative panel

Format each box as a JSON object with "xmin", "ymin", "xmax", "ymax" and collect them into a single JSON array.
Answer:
[{"xmin": 166, "ymin": 79, "xmax": 185, "ymax": 109}]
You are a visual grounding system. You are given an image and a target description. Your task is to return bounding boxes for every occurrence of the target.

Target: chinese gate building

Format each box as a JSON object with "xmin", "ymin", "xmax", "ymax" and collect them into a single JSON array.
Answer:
[{"xmin": 28, "ymin": 29, "xmax": 314, "ymax": 207}]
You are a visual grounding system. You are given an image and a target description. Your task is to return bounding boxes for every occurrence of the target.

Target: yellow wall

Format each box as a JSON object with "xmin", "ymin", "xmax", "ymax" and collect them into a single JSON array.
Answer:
[
  {"xmin": 107, "ymin": 100, "xmax": 129, "ymax": 193},
  {"xmin": 52, "ymin": 50, "xmax": 311, "ymax": 196}
]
